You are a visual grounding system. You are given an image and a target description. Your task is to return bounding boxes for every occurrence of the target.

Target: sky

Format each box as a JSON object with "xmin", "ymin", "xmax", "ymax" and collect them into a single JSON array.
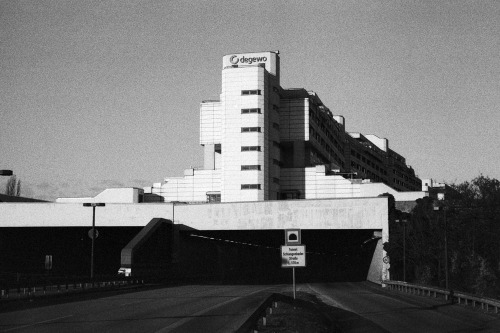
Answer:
[{"xmin": 1, "ymin": 0, "xmax": 499, "ymax": 201}]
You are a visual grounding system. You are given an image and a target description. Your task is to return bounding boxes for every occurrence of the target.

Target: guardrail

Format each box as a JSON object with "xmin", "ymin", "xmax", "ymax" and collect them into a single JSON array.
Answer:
[
  {"xmin": 236, "ymin": 293, "xmax": 277, "ymax": 333},
  {"xmin": 384, "ymin": 280, "xmax": 500, "ymax": 314},
  {"xmin": 1, "ymin": 279, "xmax": 144, "ymax": 300}
]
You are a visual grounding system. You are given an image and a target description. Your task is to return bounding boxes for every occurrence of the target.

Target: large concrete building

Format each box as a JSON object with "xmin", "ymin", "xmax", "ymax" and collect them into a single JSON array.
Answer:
[
  {"xmin": 1, "ymin": 52, "xmax": 430, "ymax": 284},
  {"xmin": 149, "ymin": 51, "xmax": 422, "ymax": 203}
]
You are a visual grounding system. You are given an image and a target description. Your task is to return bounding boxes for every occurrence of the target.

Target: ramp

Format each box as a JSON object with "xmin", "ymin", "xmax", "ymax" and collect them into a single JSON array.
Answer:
[{"xmin": 120, "ymin": 218, "xmax": 174, "ymax": 277}]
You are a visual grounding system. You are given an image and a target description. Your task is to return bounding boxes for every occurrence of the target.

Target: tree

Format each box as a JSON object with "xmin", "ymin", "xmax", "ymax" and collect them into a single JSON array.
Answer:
[
  {"xmin": 384, "ymin": 175, "xmax": 500, "ymax": 297},
  {"xmin": 5, "ymin": 175, "xmax": 21, "ymax": 196},
  {"xmin": 448, "ymin": 175, "xmax": 500, "ymax": 296}
]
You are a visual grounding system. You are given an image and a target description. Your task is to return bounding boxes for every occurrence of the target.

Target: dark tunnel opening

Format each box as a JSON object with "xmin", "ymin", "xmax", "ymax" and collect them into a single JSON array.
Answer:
[{"xmin": 177, "ymin": 229, "xmax": 379, "ymax": 284}]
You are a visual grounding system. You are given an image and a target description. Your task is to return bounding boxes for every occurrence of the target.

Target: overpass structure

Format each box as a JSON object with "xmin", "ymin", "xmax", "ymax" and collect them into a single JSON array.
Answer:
[{"xmin": 0, "ymin": 197, "xmax": 389, "ymax": 283}]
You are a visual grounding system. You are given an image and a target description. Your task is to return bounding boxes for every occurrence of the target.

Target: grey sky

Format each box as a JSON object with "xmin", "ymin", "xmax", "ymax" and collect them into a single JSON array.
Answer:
[{"xmin": 1, "ymin": 0, "xmax": 499, "ymax": 201}]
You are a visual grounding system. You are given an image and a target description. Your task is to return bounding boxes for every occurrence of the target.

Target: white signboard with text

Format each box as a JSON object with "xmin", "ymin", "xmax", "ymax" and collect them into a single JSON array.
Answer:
[
  {"xmin": 281, "ymin": 245, "xmax": 306, "ymax": 268},
  {"xmin": 222, "ymin": 52, "xmax": 279, "ymax": 76}
]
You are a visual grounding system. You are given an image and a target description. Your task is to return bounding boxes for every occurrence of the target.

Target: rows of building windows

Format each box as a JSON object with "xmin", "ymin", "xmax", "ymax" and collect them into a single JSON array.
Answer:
[
  {"xmin": 391, "ymin": 169, "xmax": 420, "ymax": 190},
  {"xmin": 309, "ymin": 107, "xmax": 344, "ymax": 153},
  {"xmin": 309, "ymin": 149, "xmax": 328, "ymax": 166},
  {"xmin": 309, "ymin": 126, "xmax": 344, "ymax": 168},
  {"xmin": 309, "ymin": 111, "xmax": 344, "ymax": 155},
  {"xmin": 350, "ymin": 161, "xmax": 386, "ymax": 183},
  {"xmin": 350, "ymin": 149, "xmax": 388, "ymax": 176}
]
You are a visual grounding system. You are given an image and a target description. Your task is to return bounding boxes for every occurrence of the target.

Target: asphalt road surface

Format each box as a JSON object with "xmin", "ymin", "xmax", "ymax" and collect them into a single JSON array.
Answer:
[
  {"xmin": 1, "ymin": 282, "xmax": 499, "ymax": 332},
  {"xmin": 0, "ymin": 284, "xmax": 283, "ymax": 333},
  {"xmin": 306, "ymin": 282, "xmax": 500, "ymax": 333}
]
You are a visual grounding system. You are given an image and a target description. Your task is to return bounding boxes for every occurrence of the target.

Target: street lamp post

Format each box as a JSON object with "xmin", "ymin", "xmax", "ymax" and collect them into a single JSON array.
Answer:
[
  {"xmin": 83, "ymin": 203, "xmax": 105, "ymax": 279},
  {"xmin": 434, "ymin": 205, "xmax": 449, "ymax": 290},
  {"xmin": 396, "ymin": 218, "xmax": 408, "ymax": 282}
]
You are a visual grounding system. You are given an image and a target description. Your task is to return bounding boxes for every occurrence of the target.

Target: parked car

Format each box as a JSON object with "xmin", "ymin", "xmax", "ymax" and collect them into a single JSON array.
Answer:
[{"xmin": 117, "ymin": 267, "xmax": 131, "ymax": 277}]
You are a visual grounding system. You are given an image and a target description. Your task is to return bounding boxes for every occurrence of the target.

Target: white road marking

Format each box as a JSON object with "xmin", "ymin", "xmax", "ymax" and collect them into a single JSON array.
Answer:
[
  {"xmin": 1, "ymin": 315, "xmax": 73, "ymax": 332},
  {"xmin": 120, "ymin": 299, "xmax": 152, "ymax": 306},
  {"xmin": 307, "ymin": 283, "xmax": 355, "ymax": 313},
  {"xmin": 154, "ymin": 287, "xmax": 274, "ymax": 332}
]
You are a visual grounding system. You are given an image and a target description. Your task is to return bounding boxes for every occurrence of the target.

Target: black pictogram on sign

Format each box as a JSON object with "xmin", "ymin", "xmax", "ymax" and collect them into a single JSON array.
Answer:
[{"xmin": 285, "ymin": 229, "xmax": 301, "ymax": 245}]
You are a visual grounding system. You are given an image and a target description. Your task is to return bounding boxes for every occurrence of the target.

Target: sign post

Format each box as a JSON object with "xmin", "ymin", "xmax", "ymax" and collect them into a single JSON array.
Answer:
[
  {"xmin": 282, "ymin": 229, "xmax": 305, "ymax": 299},
  {"xmin": 83, "ymin": 203, "xmax": 105, "ymax": 280}
]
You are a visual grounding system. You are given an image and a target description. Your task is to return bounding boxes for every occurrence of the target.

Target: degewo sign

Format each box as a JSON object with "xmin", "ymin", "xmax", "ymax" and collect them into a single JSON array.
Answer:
[
  {"xmin": 222, "ymin": 51, "xmax": 279, "ymax": 76},
  {"xmin": 229, "ymin": 54, "xmax": 268, "ymax": 65},
  {"xmin": 281, "ymin": 245, "xmax": 306, "ymax": 268}
]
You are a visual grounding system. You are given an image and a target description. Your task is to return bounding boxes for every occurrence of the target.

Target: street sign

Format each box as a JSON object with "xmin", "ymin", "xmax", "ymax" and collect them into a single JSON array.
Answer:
[
  {"xmin": 45, "ymin": 255, "xmax": 52, "ymax": 270},
  {"xmin": 285, "ymin": 229, "xmax": 301, "ymax": 245},
  {"xmin": 281, "ymin": 245, "xmax": 306, "ymax": 267},
  {"xmin": 88, "ymin": 229, "xmax": 99, "ymax": 239}
]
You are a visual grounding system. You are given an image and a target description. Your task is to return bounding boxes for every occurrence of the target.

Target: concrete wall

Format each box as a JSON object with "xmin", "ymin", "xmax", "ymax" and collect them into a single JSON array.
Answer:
[
  {"xmin": 175, "ymin": 197, "xmax": 387, "ymax": 231},
  {"xmin": 0, "ymin": 197, "xmax": 390, "ymax": 283},
  {"xmin": 281, "ymin": 166, "xmax": 362, "ymax": 199},
  {"xmin": 154, "ymin": 169, "xmax": 221, "ymax": 202},
  {"xmin": 200, "ymin": 101, "xmax": 222, "ymax": 145},
  {"xmin": 0, "ymin": 203, "xmax": 172, "ymax": 227},
  {"xmin": 1, "ymin": 198, "xmax": 387, "ymax": 230}
]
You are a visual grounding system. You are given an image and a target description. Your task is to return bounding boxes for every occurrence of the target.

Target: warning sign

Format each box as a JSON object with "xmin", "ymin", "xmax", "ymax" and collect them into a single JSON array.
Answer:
[{"xmin": 281, "ymin": 245, "xmax": 306, "ymax": 268}]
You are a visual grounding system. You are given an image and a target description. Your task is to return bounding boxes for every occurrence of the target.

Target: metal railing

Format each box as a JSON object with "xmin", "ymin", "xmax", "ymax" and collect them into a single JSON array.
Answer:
[
  {"xmin": 384, "ymin": 280, "xmax": 500, "ymax": 314},
  {"xmin": 1, "ymin": 279, "xmax": 144, "ymax": 300}
]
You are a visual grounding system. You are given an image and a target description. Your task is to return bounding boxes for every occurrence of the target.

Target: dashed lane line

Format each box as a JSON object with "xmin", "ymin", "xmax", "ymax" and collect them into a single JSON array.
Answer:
[
  {"xmin": 1, "ymin": 315, "xmax": 73, "ymax": 332},
  {"xmin": 154, "ymin": 287, "xmax": 275, "ymax": 333}
]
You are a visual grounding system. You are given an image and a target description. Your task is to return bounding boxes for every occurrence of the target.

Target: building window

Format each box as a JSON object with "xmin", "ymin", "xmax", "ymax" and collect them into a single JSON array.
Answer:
[
  {"xmin": 241, "ymin": 165, "xmax": 261, "ymax": 171},
  {"xmin": 272, "ymin": 123, "xmax": 280, "ymax": 130},
  {"xmin": 241, "ymin": 108, "xmax": 261, "ymax": 114},
  {"xmin": 281, "ymin": 191, "xmax": 300, "ymax": 200},
  {"xmin": 206, "ymin": 193, "xmax": 221, "ymax": 203},
  {"xmin": 241, "ymin": 90, "xmax": 261, "ymax": 95},
  {"xmin": 273, "ymin": 177, "xmax": 280, "ymax": 184},
  {"xmin": 241, "ymin": 184, "xmax": 261, "ymax": 190},
  {"xmin": 241, "ymin": 127, "xmax": 261, "ymax": 132},
  {"xmin": 241, "ymin": 146, "xmax": 261, "ymax": 151}
]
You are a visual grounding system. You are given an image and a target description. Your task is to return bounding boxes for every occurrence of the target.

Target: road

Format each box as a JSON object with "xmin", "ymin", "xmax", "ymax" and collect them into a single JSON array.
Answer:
[
  {"xmin": 0, "ymin": 284, "xmax": 282, "ymax": 333},
  {"xmin": 1, "ymin": 282, "xmax": 499, "ymax": 332},
  {"xmin": 306, "ymin": 282, "xmax": 500, "ymax": 332}
]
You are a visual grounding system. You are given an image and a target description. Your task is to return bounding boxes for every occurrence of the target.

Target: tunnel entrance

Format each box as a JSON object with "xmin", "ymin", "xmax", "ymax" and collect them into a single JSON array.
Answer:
[{"xmin": 177, "ymin": 229, "xmax": 379, "ymax": 284}]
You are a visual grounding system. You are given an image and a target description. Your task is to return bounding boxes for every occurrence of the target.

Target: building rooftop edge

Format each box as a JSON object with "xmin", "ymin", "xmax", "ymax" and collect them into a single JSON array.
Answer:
[{"xmin": 223, "ymin": 50, "xmax": 279, "ymax": 56}]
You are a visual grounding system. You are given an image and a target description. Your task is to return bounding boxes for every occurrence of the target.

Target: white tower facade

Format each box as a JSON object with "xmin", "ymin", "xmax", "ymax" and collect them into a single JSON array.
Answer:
[{"xmin": 218, "ymin": 51, "xmax": 281, "ymax": 201}]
